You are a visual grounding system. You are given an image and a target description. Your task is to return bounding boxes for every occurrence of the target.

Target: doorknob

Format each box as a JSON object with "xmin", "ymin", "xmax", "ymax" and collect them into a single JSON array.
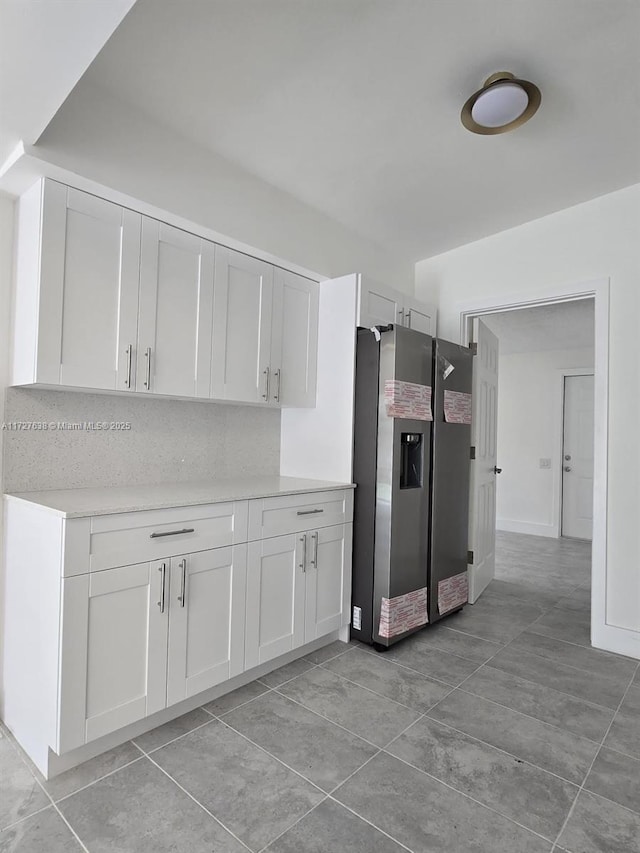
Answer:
[
  {"xmin": 564, "ymin": 454, "xmax": 571, "ymax": 461},
  {"xmin": 564, "ymin": 466, "xmax": 572, "ymax": 472},
  {"xmin": 494, "ymin": 466, "xmax": 502, "ymax": 474}
]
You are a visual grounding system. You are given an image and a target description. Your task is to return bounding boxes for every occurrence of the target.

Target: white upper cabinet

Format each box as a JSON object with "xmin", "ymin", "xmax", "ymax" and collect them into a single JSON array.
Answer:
[
  {"xmin": 13, "ymin": 179, "xmax": 319, "ymax": 408},
  {"xmin": 271, "ymin": 269, "xmax": 319, "ymax": 407},
  {"xmin": 14, "ymin": 180, "xmax": 141, "ymax": 390},
  {"xmin": 358, "ymin": 277, "xmax": 403, "ymax": 329},
  {"xmin": 402, "ymin": 294, "xmax": 436, "ymax": 335},
  {"xmin": 138, "ymin": 219, "xmax": 214, "ymax": 398},
  {"xmin": 357, "ymin": 276, "xmax": 437, "ymax": 336},
  {"xmin": 211, "ymin": 247, "xmax": 274, "ymax": 404}
]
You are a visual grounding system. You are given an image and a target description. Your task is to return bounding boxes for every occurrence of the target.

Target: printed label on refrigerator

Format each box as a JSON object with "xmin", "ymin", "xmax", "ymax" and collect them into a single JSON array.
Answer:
[
  {"xmin": 384, "ymin": 380, "xmax": 433, "ymax": 421},
  {"xmin": 438, "ymin": 572, "xmax": 469, "ymax": 615},
  {"xmin": 379, "ymin": 587, "xmax": 428, "ymax": 638},
  {"xmin": 443, "ymin": 390, "xmax": 472, "ymax": 424}
]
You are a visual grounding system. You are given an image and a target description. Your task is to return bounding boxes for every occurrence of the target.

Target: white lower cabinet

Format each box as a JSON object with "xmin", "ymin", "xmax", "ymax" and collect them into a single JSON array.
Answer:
[
  {"xmin": 245, "ymin": 523, "xmax": 352, "ymax": 668},
  {"xmin": 3, "ymin": 487, "xmax": 353, "ymax": 776},
  {"xmin": 167, "ymin": 546, "xmax": 247, "ymax": 706},
  {"xmin": 245, "ymin": 533, "xmax": 306, "ymax": 668},
  {"xmin": 305, "ymin": 524, "xmax": 352, "ymax": 642},
  {"xmin": 60, "ymin": 561, "xmax": 169, "ymax": 752},
  {"xmin": 61, "ymin": 546, "xmax": 248, "ymax": 748}
]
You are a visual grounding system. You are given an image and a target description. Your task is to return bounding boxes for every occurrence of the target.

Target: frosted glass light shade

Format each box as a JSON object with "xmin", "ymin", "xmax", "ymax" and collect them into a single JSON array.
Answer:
[
  {"xmin": 461, "ymin": 72, "xmax": 541, "ymax": 135},
  {"xmin": 471, "ymin": 82, "xmax": 529, "ymax": 128}
]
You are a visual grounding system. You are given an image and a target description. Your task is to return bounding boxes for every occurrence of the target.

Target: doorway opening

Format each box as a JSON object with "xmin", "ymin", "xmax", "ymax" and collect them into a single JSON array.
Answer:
[{"xmin": 456, "ymin": 280, "xmax": 607, "ymax": 651}]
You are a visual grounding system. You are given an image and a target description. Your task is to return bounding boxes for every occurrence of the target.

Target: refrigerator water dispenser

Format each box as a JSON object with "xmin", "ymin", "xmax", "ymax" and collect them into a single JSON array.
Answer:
[{"xmin": 400, "ymin": 432, "xmax": 423, "ymax": 489}]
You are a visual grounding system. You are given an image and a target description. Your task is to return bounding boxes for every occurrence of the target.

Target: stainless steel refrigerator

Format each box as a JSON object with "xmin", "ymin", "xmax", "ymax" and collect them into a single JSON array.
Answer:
[{"xmin": 351, "ymin": 325, "xmax": 472, "ymax": 648}]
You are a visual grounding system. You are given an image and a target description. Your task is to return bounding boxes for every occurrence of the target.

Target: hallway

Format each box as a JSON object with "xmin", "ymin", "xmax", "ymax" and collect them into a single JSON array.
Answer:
[{"xmin": 1, "ymin": 534, "xmax": 638, "ymax": 853}]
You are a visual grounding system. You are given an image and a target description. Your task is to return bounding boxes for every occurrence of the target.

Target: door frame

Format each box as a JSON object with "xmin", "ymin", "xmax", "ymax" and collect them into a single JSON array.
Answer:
[
  {"xmin": 557, "ymin": 368, "xmax": 595, "ymax": 540},
  {"xmin": 455, "ymin": 277, "xmax": 610, "ymax": 653}
]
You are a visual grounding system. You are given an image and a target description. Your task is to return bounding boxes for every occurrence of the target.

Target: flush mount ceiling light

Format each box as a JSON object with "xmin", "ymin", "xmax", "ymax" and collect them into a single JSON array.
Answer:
[{"xmin": 461, "ymin": 72, "xmax": 541, "ymax": 135}]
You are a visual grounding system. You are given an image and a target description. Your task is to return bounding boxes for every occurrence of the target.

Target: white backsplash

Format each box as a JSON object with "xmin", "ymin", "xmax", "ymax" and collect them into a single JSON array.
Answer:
[{"xmin": 3, "ymin": 388, "xmax": 281, "ymax": 492}]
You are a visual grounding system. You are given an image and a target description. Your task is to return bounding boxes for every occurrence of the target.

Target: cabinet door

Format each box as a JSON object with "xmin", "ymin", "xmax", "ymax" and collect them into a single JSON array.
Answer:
[
  {"xmin": 59, "ymin": 561, "xmax": 169, "ymax": 749},
  {"xmin": 403, "ymin": 295, "xmax": 437, "ymax": 336},
  {"xmin": 357, "ymin": 278, "xmax": 404, "ymax": 329},
  {"xmin": 166, "ymin": 546, "xmax": 247, "ymax": 706},
  {"xmin": 305, "ymin": 524, "xmax": 352, "ymax": 642},
  {"xmin": 271, "ymin": 269, "xmax": 319, "ymax": 407},
  {"xmin": 138, "ymin": 219, "xmax": 214, "ymax": 397},
  {"xmin": 211, "ymin": 247, "xmax": 274, "ymax": 403},
  {"xmin": 245, "ymin": 534, "xmax": 305, "ymax": 668},
  {"xmin": 38, "ymin": 181, "xmax": 140, "ymax": 389}
]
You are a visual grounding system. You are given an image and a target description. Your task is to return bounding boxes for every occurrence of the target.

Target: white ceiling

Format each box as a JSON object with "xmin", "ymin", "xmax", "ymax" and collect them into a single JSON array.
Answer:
[
  {"xmin": 66, "ymin": 0, "xmax": 640, "ymax": 261},
  {"xmin": 481, "ymin": 299, "xmax": 595, "ymax": 355},
  {"xmin": 0, "ymin": 0, "xmax": 135, "ymax": 166}
]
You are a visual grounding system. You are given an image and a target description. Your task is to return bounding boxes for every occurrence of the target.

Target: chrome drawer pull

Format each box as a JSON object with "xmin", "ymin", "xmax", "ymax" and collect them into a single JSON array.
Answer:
[
  {"xmin": 150, "ymin": 528, "xmax": 195, "ymax": 539},
  {"xmin": 296, "ymin": 509, "xmax": 324, "ymax": 516},
  {"xmin": 157, "ymin": 563, "xmax": 167, "ymax": 613}
]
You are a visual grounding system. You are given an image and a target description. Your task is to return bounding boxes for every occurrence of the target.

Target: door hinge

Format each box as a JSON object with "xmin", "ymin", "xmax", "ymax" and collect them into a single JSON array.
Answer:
[
  {"xmin": 467, "ymin": 550, "xmax": 474, "ymax": 564},
  {"xmin": 470, "ymin": 446, "xmax": 476, "ymax": 460},
  {"xmin": 470, "ymin": 342, "xmax": 478, "ymax": 355}
]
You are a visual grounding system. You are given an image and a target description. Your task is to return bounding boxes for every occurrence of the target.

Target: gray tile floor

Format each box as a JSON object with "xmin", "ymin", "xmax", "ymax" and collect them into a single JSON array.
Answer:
[{"xmin": 2, "ymin": 532, "xmax": 639, "ymax": 852}]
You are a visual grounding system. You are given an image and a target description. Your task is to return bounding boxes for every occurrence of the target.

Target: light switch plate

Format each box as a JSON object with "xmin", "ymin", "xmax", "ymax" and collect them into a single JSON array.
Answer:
[{"xmin": 539, "ymin": 458, "xmax": 552, "ymax": 469}]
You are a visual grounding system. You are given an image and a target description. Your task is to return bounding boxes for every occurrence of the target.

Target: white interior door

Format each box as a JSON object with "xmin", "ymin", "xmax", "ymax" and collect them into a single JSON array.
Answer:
[
  {"xmin": 562, "ymin": 374, "xmax": 594, "ymax": 540},
  {"xmin": 468, "ymin": 318, "xmax": 500, "ymax": 604}
]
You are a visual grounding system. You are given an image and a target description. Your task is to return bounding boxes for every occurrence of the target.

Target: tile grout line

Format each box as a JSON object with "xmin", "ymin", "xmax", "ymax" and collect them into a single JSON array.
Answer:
[
  {"xmin": 0, "ymin": 728, "xmax": 92, "ymax": 853},
  {"xmin": 550, "ymin": 659, "xmax": 640, "ymax": 851},
  {"xmin": 49, "ymin": 753, "xmax": 146, "ymax": 806},
  {"xmin": 352, "ymin": 742, "xmax": 556, "ymax": 847},
  {"xmin": 142, "ymin": 749, "xmax": 254, "ymax": 853},
  {"xmin": 498, "ymin": 634, "xmax": 636, "ymax": 683},
  {"xmin": 407, "ymin": 711, "xmax": 585, "ymax": 788},
  {"xmin": 453, "ymin": 683, "xmax": 612, "ymax": 749},
  {"xmin": 317, "ymin": 658, "xmax": 457, "ymax": 714}
]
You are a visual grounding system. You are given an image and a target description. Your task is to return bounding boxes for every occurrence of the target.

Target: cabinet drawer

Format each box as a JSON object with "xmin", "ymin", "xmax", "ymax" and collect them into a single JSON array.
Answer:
[
  {"xmin": 89, "ymin": 502, "xmax": 248, "ymax": 571},
  {"xmin": 248, "ymin": 490, "xmax": 353, "ymax": 540}
]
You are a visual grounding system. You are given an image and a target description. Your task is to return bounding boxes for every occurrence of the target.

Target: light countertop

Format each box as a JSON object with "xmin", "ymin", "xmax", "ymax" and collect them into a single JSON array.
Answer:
[{"xmin": 4, "ymin": 476, "xmax": 355, "ymax": 519}]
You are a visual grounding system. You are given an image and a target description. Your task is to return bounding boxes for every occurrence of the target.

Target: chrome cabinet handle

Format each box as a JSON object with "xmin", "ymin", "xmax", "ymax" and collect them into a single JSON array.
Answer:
[
  {"xmin": 124, "ymin": 344, "xmax": 133, "ymax": 388},
  {"xmin": 299, "ymin": 535, "xmax": 307, "ymax": 571},
  {"xmin": 157, "ymin": 563, "xmax": 167, "ymax": 612},
  {"xmin": 296, "ymin": 508, "xmax": 324, "ymax": 516},
  {"xmin": 150, "ymin": 528, "xmax": 195, "ymax": 539},
  {"xmin": 178, "ymin": 558, "xmax": 187, "ymax": 607},
  {"xmin": 143, "ymin": 347, "xmax": 152, "ymax": 390},
  {"xmin": 405, "ymin": 309, "xmax": 412, "ymax": 327},
  {"xmin": 262, "ymin": 367, "xmax": 270, "ymax": 400},
  {"xmin": 310, "ymin": 531, "xmax": 319, "ymax": 568},
  {"xmin": 398, "ymin": 308, "xmax": 405, "ymax": 324},
  {"xmin": 273, "ymin": 368, "xmax": 281, "ymax": 403},
  {"xmin": 564, "ymin": 466, "xmax": 572, "ymax": 472}
]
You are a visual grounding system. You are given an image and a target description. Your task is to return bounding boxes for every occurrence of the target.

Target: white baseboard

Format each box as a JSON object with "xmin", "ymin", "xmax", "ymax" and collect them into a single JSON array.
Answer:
[
  {"xmin": 592, "ymin": 620, "xmax": 640, "ymax": 661},
  {"xmin": 496, "ymin": 519, "xmax": 559, "ymax": 538}
]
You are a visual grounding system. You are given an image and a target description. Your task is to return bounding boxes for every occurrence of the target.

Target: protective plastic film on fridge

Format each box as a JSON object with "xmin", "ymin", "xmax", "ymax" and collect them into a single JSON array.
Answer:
[{"xmin": 351, "ymin": 325, "xmax": 472, "ymax": 648}]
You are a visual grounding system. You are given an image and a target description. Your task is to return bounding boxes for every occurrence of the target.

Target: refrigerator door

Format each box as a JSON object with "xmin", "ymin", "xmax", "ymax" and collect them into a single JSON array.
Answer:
[
  {"xmin": 429, "ymin": 338, "xmax": 473, "ymax": 623},
  {"xmin": 372, "ymin": 326, "xmax": 433, "ymax": 645}
]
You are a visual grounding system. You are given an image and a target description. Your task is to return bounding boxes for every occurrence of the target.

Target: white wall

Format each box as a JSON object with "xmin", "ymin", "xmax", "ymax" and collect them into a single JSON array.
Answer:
[
  {"xmin": 34, "ymin": 82, "xmax": 414, "ymax": 291},
  {"xmin": 496, "ymin": 348, "xmax": 594, "ymax": 538},
  {"xmin": 0, "ymin": 194, "xmax": 14, "ymax": 492},
  {"xmin": 416, "ymin": 183, "xmax": 640, "ymax": 644}
]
